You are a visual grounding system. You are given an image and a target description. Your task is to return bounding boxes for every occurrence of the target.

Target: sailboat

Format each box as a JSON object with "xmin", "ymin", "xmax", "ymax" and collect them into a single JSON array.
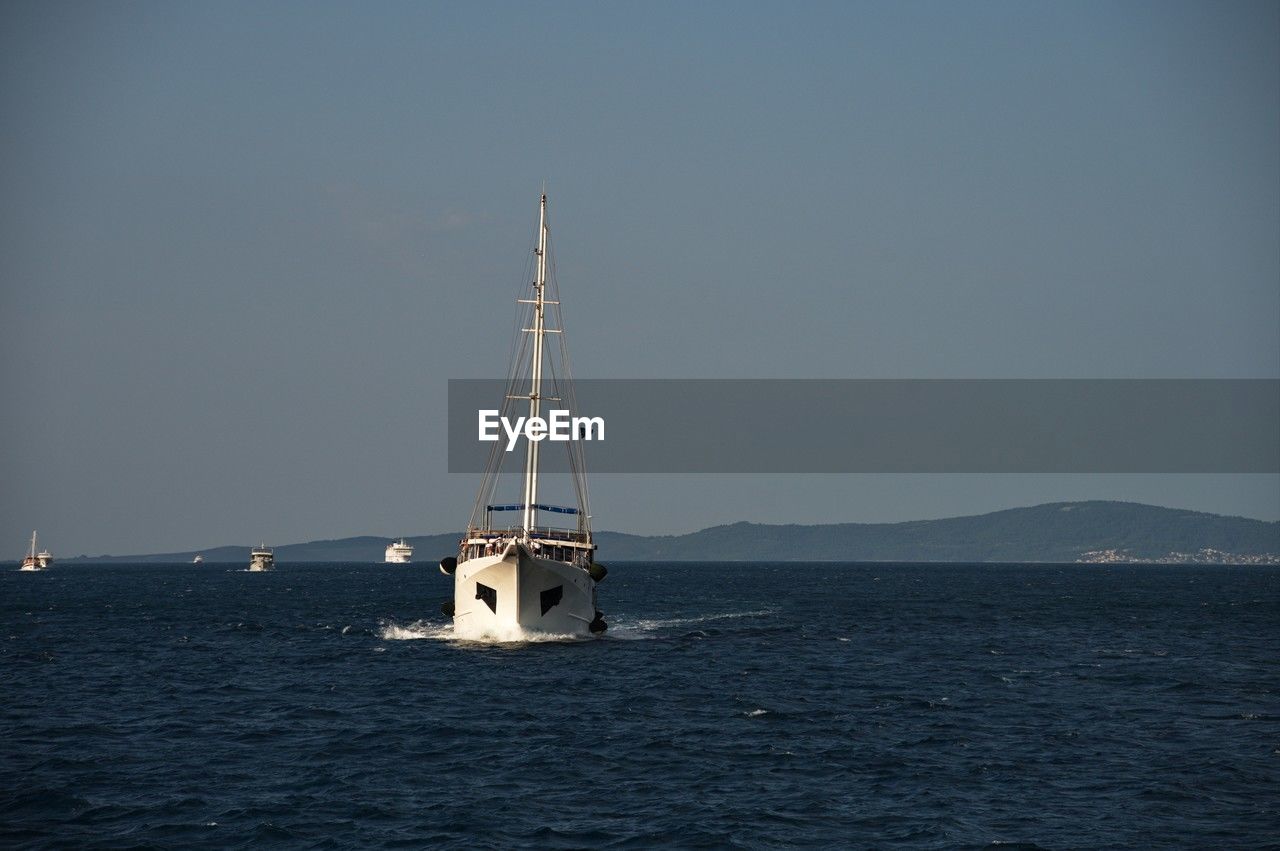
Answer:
[
  {"xmin": 439, "ymin": 193, "xmax": 607, "ymax": 640},
  {"xmin": 19, "ymin": 530, "xmax": 53, "ymax": 571}
]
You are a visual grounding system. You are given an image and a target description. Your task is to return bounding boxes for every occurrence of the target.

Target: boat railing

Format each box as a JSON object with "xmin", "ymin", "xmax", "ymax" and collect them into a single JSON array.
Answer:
[{"xmin": 465, "ymin": 525, "xmax": 592, "ymax": 545}]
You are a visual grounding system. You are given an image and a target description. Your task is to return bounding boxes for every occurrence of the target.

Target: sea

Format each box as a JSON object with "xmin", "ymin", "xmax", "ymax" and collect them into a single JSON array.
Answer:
[{"xmin": 2, "ymin": 562, "xmax": 1276, "ymax": 849}]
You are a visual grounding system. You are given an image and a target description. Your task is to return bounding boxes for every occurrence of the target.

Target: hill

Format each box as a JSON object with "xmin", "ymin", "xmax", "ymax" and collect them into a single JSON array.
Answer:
[
  {"xmin": 596, "ymin": 501, "xmax": 1279, "ymax": 563},
  {"xmin": 56, "ymin": 501, "xmax": 1279, "ymax": 564}
]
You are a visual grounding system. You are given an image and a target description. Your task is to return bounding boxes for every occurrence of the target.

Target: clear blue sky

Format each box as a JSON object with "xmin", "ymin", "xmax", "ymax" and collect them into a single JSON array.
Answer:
[{"xmin": 3, "ymin": 0, "xmax": 1277, "ymax": 555}]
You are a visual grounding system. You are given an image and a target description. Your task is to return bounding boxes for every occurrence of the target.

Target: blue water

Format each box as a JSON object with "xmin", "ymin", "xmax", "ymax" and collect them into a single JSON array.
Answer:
[{"xmin": 2, "ymin": 562, "xmax": 1276, "ymax": 848}]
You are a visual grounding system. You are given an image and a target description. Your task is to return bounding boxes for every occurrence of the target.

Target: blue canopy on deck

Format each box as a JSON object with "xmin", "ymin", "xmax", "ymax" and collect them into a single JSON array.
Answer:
[{"xmin": 486, "ymin": 503, "xmax": 580, "ymax": 515}]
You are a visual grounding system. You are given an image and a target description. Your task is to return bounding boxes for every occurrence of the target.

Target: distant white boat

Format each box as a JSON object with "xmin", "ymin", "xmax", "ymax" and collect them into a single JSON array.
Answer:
[
  {"xmin": 19, "ymin": 530, "xmax": 53, "ymax": 571},
  {"xmin": 248, "ymin": 545, "xmax": 273, "ymax": 571},
  {"xmin": 193, "ymin": 554, "xmax": 204, "ymax": 564},
  {"xmin": 385, "ymin": 539, "xmax": 413, "ymax": 563}
]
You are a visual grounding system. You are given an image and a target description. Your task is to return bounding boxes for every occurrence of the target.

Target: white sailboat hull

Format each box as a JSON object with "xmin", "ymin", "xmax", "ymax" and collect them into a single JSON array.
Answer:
[{"xmin": 454, "ymin": 543, "xmax": 598, "ymax": 640}]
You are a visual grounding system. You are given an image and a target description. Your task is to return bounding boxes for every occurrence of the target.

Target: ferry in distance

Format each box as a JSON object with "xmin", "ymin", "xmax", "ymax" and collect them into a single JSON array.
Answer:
[
  {"xmin": 248, "ymin": 545, "xmax": 273, "ymax": 572},
  {"xmin": 385, "ymin": 539, "xmax": 413, "ymax": 563}
]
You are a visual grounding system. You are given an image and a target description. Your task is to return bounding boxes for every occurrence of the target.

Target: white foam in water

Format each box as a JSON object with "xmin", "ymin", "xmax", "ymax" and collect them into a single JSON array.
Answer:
[
  {"xmin": 378, "ymin": 619, "xmax": 584, "ymax": 644},
  {"xmin": 609, "ymin": 609, "xmax": 775, "ymax": 638},
  {"xmin": 380, "ymin": 608, "xmax": 774, "ymax": 645},
  {"xmin": 379, "ymin": 620, "xmax": 452, "ymax": 641}
]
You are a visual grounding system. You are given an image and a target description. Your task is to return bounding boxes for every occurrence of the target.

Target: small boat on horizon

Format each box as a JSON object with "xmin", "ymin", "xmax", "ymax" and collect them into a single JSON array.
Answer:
[
  {"xmin": 19, "ymin": 530, "xmax": 53, "ymax": 571},
  {"xmin": 193, "ymin": 554, "xmax": 204, "ymax": 564},
  {"xmin": 385, "ymin": 538, "xmax": 413, "ymax": 563},
  {"xmin": 248, "ymin": 545, "xmax": 273, "ymax": 571}
]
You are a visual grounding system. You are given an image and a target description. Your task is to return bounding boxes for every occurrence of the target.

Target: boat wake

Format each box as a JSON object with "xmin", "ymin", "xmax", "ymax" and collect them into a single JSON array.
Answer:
[
  {"xmin": 610, "ymin": 609, "xmax": 775, "ymax": 635},
  {"xmin": 378, "ymin": 619, "xmax": 585, "ymax": 644},
  {"xmin": 378, "ymin": 609, "xmax": 776, "ymax": 645},
  {"xmin": 379, "ymin": 620, "xmax": 453, "ymax": 641}
]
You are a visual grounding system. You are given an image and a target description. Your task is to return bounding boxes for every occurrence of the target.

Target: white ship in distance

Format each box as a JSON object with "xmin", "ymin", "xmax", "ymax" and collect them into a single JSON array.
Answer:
[
  {"xmin": 439, "ymin": 193, "xmax": 607, "ymax": 641},
  {"xmin": 248, "ymin": 545, "xmax": 273, "ymax": 571},
  {"xmin": 385, "ymin": 538, "xmax": 413, "ymax": 563},
  {"xmin": 19, "ymin": 530, "xmax": 52, "ymax": 571}
]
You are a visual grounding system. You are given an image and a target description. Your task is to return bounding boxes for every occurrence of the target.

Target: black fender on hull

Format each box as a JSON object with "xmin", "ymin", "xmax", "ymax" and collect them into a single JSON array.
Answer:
[
  {"xmin": 588, "ymin": 562, "xmax": 608, "ymax": 583},
  {"xmin": 589, "ymin": 609, "xmax": 608, "ymax": 634},
  {"xmin": 441, "ymin": 598, "xmax": 455, "ymax": 618},
  {"xmin": 439, "ymin": 556, "xmax": 457, "ymax": 576}
]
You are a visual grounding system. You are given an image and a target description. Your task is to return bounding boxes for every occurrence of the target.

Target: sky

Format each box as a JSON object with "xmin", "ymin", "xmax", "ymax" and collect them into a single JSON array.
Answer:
[{"xmin": 2, "ymin": 0, "xmax": 1277, "ymax": 556}]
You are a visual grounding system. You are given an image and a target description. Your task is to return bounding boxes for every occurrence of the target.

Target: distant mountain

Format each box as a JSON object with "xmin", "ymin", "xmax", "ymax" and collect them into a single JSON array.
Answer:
[
  {"xmin": 53, "ymin": 501, "xmax": 1279, "ymax": 565},
  {"xmin": 596, "ymin": 501, "xmax": 1279, "ymax": 563}
]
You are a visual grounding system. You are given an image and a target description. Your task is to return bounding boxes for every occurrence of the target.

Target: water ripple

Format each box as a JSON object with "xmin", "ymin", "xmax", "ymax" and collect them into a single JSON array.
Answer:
[{"xmin": 1, "ymin": 562, "xmax": 1276, "ymax": 847}]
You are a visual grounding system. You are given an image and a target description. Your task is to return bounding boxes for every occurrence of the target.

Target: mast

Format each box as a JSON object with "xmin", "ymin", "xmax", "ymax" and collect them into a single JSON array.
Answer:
[
  {"xmin": 521, "ymin": 194, "xmax": 548, "ymax": 535},
  {"xmin": 29, "ymin": 530, "xmax": 36, "ymax": 559}
]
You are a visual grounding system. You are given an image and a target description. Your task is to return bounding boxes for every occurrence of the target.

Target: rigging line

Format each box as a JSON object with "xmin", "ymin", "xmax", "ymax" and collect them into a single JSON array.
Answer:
[
  {"xmin": 496, "ymin": 224, "xmax": 537, "ymax": 402},
  {"xmin": 508, "ymin": 215, "xmax": 541, "ymax": 365},
  {"xmin": 544, "ymin": 353, "xmax": 586, "ymax": 512},
  {"xmin": 494, "ymin": 235, "xmax": 537, "ymax": 425},
  {"xmin": 475, "ymin": 334, "xmax": 524, "ymax": 527},
  {"xmin": 473, "ymin": 219, "xmax": 537, "ymax": 512},
  {"xmin": 544, "ymin": 236, "xmax": 592, "ymax": 527},
  {"xmin": 550, "ymin": 251, "xmax": 588, "ymax": 522},
  {"xmin": 544, "ymin": 371, "xmax": 586, "ymax": 497},
  {"xmin": 531, "ymin": 232, "xmax": 584, "ymax": 531},
  {"xmin": 474, "ymin": 359, "xmax": 530, "ymax": 528},
  {"xmin": 470, "ymin": 221, "xmax": 541, "ymax": 531},
  {"xmin": 502, "ymin": 268, "xmax": 535, "ymax": 395}
]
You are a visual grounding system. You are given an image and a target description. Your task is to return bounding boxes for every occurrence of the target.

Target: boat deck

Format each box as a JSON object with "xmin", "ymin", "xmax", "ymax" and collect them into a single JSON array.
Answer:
[{"xmin": 460, "ymin": 526, "xmax": 595, "ymax": 565}]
